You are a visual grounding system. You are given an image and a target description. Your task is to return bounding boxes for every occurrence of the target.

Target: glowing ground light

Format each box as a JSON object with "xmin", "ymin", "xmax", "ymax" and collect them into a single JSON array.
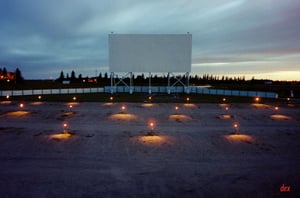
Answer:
[
  {"xmin": 146, "ymin": 120, "xmax": 156, "ymax": 136},
  {"xmin": 73, "ymin": 96, "xmax": 77, "ymax": 101},
  {"xmin": 274, "ymin": 106, "xmax": 279, "ymax": 111},
  {"xmin": 121, "ymin": 105, "xmax": 126, "ymax": 111},
  {"xmin": 6, "ymin": 95, "xmax": 10, "ymax": 100},
  {"xmin": 148, "ymin": 120, "xmax": 156, "ymax": 130},
  {"xmin": 186, "ymin": 97, "xmax": 190, "ymax": 102},
  {"xmin": 62, "ymin": 122, "xmax": 69, "ymax": 133},
  {"xmin": 175, "ymin": 106, "xmax": 179, "ymax": 111},
  {"xmin": 149, "ymin": 122, "xmax": 154, "ymax": 129},
  {"xmin": 225, "ymin": 106, "xmax": 229, "ymax": 111},
  {"xmin": 110, "ymin": 96, "xmax": 114, "ymax": 101},
  {"xmin": 233, "ymin": 122, "xmax": 239, "ymax": 134},
  {"xmin": 19, "ymin": 103, "xmax": 24, "ymax": 108},
  {"xmin": 255, "ymin": 97, "xmax": 260, "ymax": 102},
  {"xmin": 148, "ymin": 96, "xmax": 152, "ymax": 100},
  {"xmin": 38, "ymin": 95, "xmax": 42, "ymax": 100},
  {"xmin": 222, "ymin": 98, "xmax": 226, "ymax": 102}
]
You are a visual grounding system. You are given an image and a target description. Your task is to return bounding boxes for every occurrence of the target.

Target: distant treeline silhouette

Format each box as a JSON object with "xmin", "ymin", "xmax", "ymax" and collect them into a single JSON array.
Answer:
[{"xmin": 55, "ymin": 70, "xmax": 300, "ymax": 86}]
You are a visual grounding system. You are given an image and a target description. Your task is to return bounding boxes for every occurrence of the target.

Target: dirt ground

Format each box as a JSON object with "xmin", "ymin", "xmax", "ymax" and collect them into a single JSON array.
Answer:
[{"xmin": 0, "ymin": 101, "xmax": 299, "ymax": 197}]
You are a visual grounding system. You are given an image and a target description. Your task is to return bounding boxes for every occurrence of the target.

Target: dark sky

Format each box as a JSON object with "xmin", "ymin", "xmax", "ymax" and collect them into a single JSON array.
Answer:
[{"xmin": 1, "ymin": 0, "xmax": 300, "ymax": 80}]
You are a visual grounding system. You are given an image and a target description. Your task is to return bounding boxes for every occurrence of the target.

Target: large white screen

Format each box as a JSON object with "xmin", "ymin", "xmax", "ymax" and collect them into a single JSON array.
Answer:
[{"xmin": 109, "ymin": 34, "xmax": 192, "ymax": 72}]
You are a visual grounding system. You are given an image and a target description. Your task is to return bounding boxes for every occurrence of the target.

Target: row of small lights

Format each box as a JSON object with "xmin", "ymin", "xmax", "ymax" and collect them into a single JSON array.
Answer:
[{"xmin": 9, "ymin": 95, "xmax": 282, "ymax": 136}]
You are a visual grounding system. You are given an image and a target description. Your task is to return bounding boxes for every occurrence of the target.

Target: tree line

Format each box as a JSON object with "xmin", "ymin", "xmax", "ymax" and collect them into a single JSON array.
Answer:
[{"xmin": 55, "ymin": 70, "xmax": 300, "ymax": 86}]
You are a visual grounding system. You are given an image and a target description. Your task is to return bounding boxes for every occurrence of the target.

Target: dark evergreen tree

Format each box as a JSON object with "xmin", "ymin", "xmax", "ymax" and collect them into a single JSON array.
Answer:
[
  {"xmin": 56, "ymin": 70, "xmax": 65, "ymax": 82},
  {"xmin": 71, "ymin": 70, "xmax": 76, "ymax": 80},
  {"xmin": 2, "ymin": 67, "xmax": 7, "ymax": 76},
  {"xmin": 15, "ymin": 68, "xmax": 24, "ymax": 83}
]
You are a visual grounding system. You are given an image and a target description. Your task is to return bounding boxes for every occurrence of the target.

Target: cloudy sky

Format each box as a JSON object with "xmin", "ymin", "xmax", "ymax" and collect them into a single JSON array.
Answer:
[{"xmin": 0, "ymin": 0, "xmax": 300, "ymax": 80}]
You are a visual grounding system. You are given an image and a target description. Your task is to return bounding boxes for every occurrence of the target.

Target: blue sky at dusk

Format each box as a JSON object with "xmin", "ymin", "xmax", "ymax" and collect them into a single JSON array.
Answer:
[{"xmin": 0, "ymin": 0, "xmax": 299, "ymax": 80}]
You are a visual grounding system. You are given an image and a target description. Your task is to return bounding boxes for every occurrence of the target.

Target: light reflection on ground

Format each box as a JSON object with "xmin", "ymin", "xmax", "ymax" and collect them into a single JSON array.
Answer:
[
  {"xmin": 219, "ymin": 104, "xmax": 229, "ymax": 108},
  {"xmin": 219, "ymin": 114, "xmax": 233, "ymax": 119},
  {"xmin": 109, "ymin": 113, "xmax": 138, "ymax": 121},
  {"xmin": 0, "ymin": 101, "xmax": 12, "ymax": 105},
  {"xmin": 138, "ymin": 135, "xmax": 167, "ymax": 145},
  {"xmin": 224, "ymin": 134, "xmax": 254, "ymax": 143},
  {"xmin": 251, "ymin": 104, "xmax": 271, "ymax": 109},
  {"xmin": 169, "ymin": 114, "xmax": 192, "ymax": 122},
  {"xmin": 63, "ymin": 112, "xmax": 76, "ymax": 116},
  {"xmin": 103, "ymin": 103, "xmax": 114, "ymax": 106},
  {"xmin": 31, "ymin": 102, "xmax": 43, "ymax": 105},
  {"xmin": 66, "ymin": 102, "xmax": 79, "ymax": 107},
  {"xmin": 270, "ymin": 114, "xmax": 292, "ymax": 120},
  {"xmin": 3, "ymin": 111, "xmax": 30, "ymax": 117},
  {"xmin": 141, "ymin": 103, "xmax": 156, "ymax": 108},
  {"xmin": 49, "ymin": 133, "xmax": 72, "ymax": 140},
  {"xmin": 183, "ymin": 104, "xmax": 197, "ymax": 108}
]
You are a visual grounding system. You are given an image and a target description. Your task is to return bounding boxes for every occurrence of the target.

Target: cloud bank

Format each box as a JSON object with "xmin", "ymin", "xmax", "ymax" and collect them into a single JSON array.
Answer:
[{"xmin": 0, "ymin": 0, "xmax": 299, "ymax": 80}]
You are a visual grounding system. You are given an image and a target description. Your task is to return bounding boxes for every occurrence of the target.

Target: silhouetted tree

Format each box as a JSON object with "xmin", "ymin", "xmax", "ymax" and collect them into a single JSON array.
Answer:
[
  {"xmin": 15, "ymin": 68, "xmax": 24, "ymax": 84},
  {"xmin": 2, "ymin": 67, "xmax": 7, "ymax": 76},
  {"xmin": 56, "ymin": 70, "xmax": 65, "ymax": 82},
  {"xmin": 71, "ymin": 70, "xmax": 76, "ymax": 80}
]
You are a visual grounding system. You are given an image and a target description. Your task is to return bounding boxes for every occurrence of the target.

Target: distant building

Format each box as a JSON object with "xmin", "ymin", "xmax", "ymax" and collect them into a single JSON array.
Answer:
[{"xmin": 0, "ymin": 72, "xmax": 16, "ymax": 82}]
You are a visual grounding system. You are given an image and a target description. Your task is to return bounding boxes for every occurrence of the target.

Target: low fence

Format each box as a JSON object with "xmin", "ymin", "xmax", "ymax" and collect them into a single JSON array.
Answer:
[
  {"xmin": 0, "ymin": 87, "xmax": 104, "ymax": 97},
  {"xmin": 104, "ymin": 86, "xmax": 278, "ymax": 98},
  {"xmin": 0, "ymin": 86, "xmax": 278, "ymax": 98}
]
